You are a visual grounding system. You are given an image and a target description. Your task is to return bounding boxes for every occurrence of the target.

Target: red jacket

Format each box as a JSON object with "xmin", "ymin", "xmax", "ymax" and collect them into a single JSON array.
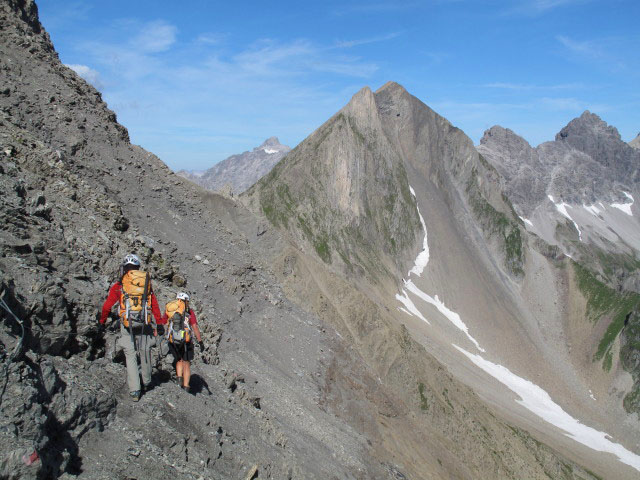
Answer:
[
  {"xmin": 160, "ymin": 309, "xmax": 197, "ymax": 326},
  {"xmin": 100, "ymin": 281, "xmax": 162, "ymax": 325}
]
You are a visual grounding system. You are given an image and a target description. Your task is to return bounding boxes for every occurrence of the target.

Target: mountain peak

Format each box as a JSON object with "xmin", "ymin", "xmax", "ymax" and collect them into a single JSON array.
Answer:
[
  {"xmin": 630, "ymin": 133, "xmax": 640, "ymax": 150},
  {"xmin": 555, "ymin": 110, "xmax": 621, "ymax": 143},
  {"xmin": 479, "ymin": 125, "xmax": 532, "ymax": 150},
  {"xmin": 375, "ymin": 81, "xmax": 407, "ymax": 94},
  {"xmin": 259, "ymin": 136, "xmax": 282, "ymax": 148}
]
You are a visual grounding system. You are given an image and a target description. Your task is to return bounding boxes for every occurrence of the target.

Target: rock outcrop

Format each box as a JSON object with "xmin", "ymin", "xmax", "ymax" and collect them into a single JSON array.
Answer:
[
  {"xmin": 178, "ymin": 137, "xmax": 290, "ymax": 195},
  {"xmin": 630, "ymin": 133, "xmax": 640, "ymax": 150}
]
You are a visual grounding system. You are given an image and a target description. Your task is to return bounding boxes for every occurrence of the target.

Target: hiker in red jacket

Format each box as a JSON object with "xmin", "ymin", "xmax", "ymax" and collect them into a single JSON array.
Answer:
[
  {"xmin": 159, "ymin": 292, "xmax": 204, "ymax": 394},
  {"xmin": 99, "ymin": 254, "xmax": 162, "ymax": 401}
]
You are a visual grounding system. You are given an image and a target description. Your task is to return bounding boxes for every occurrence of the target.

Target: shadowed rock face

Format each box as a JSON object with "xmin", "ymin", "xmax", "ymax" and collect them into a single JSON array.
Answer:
[{"xmin": 178, "ymin": 137, "xmax": 291, "ymax": 195}]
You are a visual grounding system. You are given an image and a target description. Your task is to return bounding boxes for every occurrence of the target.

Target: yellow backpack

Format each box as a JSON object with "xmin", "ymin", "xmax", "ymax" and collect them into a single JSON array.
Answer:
[
  {"xmin": 166, "ymin": 299, "xmax": 191, "ymax": 344},
  {"xmin": 119, "ymin": 270, "xmax": 151, "ymax": 327}
]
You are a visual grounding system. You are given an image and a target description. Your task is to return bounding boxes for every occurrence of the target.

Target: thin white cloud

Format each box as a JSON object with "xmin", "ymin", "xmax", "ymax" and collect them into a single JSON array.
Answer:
[
  {"xmin": 483, "ymin": 82, "xmax": 584, "ymax": 91},
  {"xmin": 505, "ymin": 0, "xmax": 590, "ymax": 15},
  {"xmin": 66, "ymin": 64, "xmax": 103, "ymax": 90},
  {"xmin": 556, "ymin": 35, "xmax": 603, "ymax": 58},
  {"xmin": 230, "ymin": 39, "xmax": 379, "ymax": 78},
  {"xmin": 556, "ymin": 35, "xmax": 628, "ymax": 71},
  {"xmin": 131, "ymin": 20, "xmax": 177, "ymax": 53},
  {"xmin": 335, "ymin": 31, "xmax": 402, "ymax": 48},
  {"xmin": 529, "ymin": 0, "xmax": 583, "ymax": 11},
  {"xmin": 196, "ymin": 32, "xmax": 226, "ymax": 45},
  {"xmin": 333, "ymin": 1, "xmax": 425, "ymax": 16}
]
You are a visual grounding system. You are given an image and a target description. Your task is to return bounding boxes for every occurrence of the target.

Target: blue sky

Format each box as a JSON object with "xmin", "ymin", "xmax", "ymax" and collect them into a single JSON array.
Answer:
[{"xmin": 37, "ymin": 0, "xmax": 639, "ymax": 171}]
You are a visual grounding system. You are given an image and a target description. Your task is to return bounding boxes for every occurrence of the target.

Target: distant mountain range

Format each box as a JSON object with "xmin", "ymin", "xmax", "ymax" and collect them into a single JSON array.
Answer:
[{"xmin": 177, "ymin": 137, "xmax": 290, "ymax": 195}]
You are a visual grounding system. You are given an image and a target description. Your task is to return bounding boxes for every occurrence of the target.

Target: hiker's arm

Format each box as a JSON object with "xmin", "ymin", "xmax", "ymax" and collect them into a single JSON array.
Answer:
[
  {"xmin": 190, "ymin": 311, "xmax": 202, "ymax": 343},
  {"xmin": 192, "ymin": 323, "xmax": 202, "ymax": 343},
  {"xmin": 99, "ymin": 283, "xmax": 120, "ymax": 324}
]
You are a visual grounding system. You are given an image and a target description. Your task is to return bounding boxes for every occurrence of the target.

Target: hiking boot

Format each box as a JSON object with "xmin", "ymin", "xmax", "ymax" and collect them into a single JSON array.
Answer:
[
  {"xmin": 176, "ymin": 376, "xmax": 183, "ymax": 387},
  {"xmin": 130, "ymin": 390, "xmax": 141, "ymax": 402}
]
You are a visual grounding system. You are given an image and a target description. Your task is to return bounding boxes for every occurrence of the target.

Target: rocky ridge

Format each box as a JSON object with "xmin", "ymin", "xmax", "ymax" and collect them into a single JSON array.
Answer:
[
  {"xmin": 631, "ymin": 133, "xmax": 640, "ymax": 150},
  {"xmin": 178, "ymin": 137, "xmax": 290, "ymax": 196},
  {"xmin": 477, "ymin": 112, "xmax": 640, "ymax": 217}
]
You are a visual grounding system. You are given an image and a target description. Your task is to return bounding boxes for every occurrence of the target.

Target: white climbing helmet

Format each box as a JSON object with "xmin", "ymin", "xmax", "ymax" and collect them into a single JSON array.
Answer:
[
  {"xmin": 176, "ymin": 292, "xmax": 190, "ymax": 302},
  {"xmin": 122, "ymin": 253, "xmax": 141, "ymax": 266}
]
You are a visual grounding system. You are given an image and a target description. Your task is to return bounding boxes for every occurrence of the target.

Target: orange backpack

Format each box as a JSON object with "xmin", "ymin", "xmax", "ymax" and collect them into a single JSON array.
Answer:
[
  {"xmin": 166, "ymin": 299, "xmax": 191, "ymax": 344},
  {"xmin": 119, "ymin": 270, "xmax": 151, "ymax": 327}
]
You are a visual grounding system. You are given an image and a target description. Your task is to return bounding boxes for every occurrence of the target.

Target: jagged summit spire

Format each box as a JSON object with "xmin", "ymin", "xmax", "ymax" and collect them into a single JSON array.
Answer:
[{"xmin": 260, "ymin": 136, "xmax": 281, "ymax": 147}]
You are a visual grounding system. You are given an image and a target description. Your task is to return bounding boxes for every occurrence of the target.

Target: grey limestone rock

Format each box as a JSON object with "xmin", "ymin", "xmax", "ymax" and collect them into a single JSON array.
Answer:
[{"xmin": 478, "ymin": 111, "xmax": 640, "ymax": 215}]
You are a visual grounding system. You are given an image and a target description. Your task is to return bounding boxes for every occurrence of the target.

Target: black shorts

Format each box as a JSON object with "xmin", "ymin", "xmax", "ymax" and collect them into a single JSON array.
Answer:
[{"xmin": 169, "ymin": 341, "xmax": 194, "ymax": 361}]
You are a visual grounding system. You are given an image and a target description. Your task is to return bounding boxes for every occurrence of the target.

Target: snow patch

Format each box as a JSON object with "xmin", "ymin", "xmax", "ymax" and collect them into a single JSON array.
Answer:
[
  {"xmin": 589, "ymin": 390, "xmax": 596, "ymax": 401},
  {"xmin": 395, "ymin": 290, "xmax": 430, "ymax": 324},
  {"xmin": 519, "ymin": 216, "xmax": 534, "ymax": 227},
  {"xmin": 406, "ymin": 280, "xmax": 484, "ymax": 352},
  {"xmin": 263, "ymin": 148, "xmax": 278, "ymax": 154},
  {"xmin": 408, "ymin": 185, "xmax": 430, "ymax": 276},
  {"xmin": 454, "ymin": 345, "xmax": 640, "ymax": 472},
  {"xmin": 583, "ymin": 204, "xmax": 601, "ymax": 217},
  {"xmin": 611, "ymin": 192, "xmax": 634, "ymax": 216},
  {"xmin": 549, "ymin": 195, "xmax": 582, "ymax": 241},
  {"xmin": 398, "ymin": 307, "xmax": 412, "ymax": 317}
]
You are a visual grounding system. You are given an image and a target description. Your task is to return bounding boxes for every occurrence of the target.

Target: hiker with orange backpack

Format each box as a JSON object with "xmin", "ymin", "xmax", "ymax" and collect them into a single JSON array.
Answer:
[
  {"xmin": 99, "ymin": 254, "xmax": 162, "ymax": 401},
  {"xmin": 159, "ymin": 292, "xmax": 204, "ymax": 393}
]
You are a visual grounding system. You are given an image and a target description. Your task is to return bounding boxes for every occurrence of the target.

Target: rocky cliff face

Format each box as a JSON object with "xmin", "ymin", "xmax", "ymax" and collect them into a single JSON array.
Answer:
[
  {"xmin": 246, "ymin": 86, "xmax": 425, "ymax": 280},
  {"xmin": 178, "ymin": 137, "xmax": 290, "ymax": 195},
  {"xmin": 631, "ymin": 133, "xmax": 640, "ymax": 150}
]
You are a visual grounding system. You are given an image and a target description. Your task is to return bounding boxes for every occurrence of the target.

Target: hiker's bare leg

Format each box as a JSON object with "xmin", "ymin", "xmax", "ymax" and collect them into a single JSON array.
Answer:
[
  {"xmin": 176, "ymin": 359, "xmax": 184, "ymax": 378},
  {"xmin": 183, "ymin": 361, "xmax": 191, "ymax": 387}
]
